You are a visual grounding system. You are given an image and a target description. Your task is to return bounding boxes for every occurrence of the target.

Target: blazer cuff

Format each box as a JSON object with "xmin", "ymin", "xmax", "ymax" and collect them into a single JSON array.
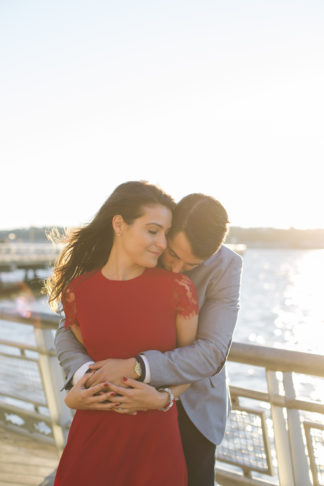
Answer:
[
  {"xmin": 140, "ymin": 354, "xmax": 151, "ymax": 383},
  {"xmin": 73, "ymin": 361, "xmax": 95, "ymax": 385}
]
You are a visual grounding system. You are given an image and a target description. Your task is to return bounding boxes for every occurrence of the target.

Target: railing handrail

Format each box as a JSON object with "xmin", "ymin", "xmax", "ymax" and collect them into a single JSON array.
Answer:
[
  {"xmin": 1, "ymin": 308, "xmax": 324, "ymax": 378},
  {"xmin": 229, "ymin": 342, "xmax": 324, "ymax": 378}
]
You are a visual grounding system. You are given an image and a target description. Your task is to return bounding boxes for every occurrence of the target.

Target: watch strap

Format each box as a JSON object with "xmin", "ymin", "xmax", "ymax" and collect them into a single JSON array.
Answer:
[{"xmin": 134, "ymin": 355, "xmax": 145, "ymax": 382}]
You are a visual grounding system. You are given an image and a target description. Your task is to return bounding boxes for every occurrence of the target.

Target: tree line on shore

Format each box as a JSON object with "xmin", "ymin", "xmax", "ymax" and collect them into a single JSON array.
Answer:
[{"xmin": 0, "ymin": 226, "xmax": 323, "ymax": 249}]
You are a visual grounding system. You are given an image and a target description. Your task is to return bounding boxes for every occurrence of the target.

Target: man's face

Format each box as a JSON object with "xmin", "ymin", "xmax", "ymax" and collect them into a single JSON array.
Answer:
[{"xmin": 160, "ymin": 231, "xmax": 205, "ymax": 273}]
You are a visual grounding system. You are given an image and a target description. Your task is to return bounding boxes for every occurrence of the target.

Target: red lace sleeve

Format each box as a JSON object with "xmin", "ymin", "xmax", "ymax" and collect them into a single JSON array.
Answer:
[
  {"xmin": 62, "ymin": 285, "xmax": 79, "ymax": 329},
  {"xmin": 173, "ymin": 274, "xmax": 198, "ymax": 319}
]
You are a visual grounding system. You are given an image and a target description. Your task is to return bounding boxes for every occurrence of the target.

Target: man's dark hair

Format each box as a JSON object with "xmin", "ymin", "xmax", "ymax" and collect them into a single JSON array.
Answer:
[{"xmin": 170, "ymin": 194, "xmax": 229, "ymax": 259}]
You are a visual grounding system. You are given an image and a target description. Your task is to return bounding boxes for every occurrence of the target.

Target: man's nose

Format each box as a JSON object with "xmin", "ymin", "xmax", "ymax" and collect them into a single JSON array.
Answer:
[{"xmin": 170, "ymin": 260, "xmax": 184, "ymax": 273}]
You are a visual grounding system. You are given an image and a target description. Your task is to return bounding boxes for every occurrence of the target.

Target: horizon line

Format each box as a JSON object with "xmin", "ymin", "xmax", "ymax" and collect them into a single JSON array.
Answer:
[{"xmin": 1, "ymin": 225, "xmax": 324, "ymax": 232}]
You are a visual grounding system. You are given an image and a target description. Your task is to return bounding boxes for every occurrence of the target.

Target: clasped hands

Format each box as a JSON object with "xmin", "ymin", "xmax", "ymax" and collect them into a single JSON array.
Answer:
[{"xmin": 64, "ymin": 358, "xmax": 169, "ymax": 414}]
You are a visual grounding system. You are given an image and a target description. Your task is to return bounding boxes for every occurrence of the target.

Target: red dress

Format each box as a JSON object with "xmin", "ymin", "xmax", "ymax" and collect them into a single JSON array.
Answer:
[{"xmin": 54, "ymin": 267, "xmax": 198, "ymax": 486}]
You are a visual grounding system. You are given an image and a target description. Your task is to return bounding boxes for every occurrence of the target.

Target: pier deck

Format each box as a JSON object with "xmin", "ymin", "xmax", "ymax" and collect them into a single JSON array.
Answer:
[{"xmin": 0, "ymin": 425, "xmax": 58, "ymax": 486}]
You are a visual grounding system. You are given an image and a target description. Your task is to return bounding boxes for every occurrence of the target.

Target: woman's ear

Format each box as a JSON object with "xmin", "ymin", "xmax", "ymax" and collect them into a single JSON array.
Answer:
[{"xmin": 112, "ymin": 214, "xmax": 125, "ymax": 237}]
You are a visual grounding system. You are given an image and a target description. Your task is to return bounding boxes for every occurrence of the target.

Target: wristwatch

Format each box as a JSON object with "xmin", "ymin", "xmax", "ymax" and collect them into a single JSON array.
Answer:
[{"xmin": 134, "ymin": 355, "xmax": 145, "ymax": 382}]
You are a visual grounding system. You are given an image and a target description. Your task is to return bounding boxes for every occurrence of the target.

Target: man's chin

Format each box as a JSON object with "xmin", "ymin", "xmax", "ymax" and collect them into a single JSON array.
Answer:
[{"xmin": 159, "ymin": 263, "xmax": 171, "ymax": 271}]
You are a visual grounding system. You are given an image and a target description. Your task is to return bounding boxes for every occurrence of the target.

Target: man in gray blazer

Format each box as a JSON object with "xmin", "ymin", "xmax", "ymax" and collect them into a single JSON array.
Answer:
[{"xmin": 55, "ymin": 193, "xmax": 242, "ymax": 486}]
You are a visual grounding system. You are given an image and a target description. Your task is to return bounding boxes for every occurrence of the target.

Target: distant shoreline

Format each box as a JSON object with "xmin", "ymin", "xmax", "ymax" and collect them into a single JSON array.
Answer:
[{"xmin": 0, "ymin": 226, "xmax": 323, "ymax": 250}]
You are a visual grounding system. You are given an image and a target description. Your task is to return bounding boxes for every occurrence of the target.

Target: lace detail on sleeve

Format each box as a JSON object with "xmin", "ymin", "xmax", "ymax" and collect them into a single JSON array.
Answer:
[
  {"xmin": 173, "ymin": 274, "xmax": 198, "ymax": 319},
  {"xmin": 62, "ymin": 286, "xmax": 79, "ymax": 329}
]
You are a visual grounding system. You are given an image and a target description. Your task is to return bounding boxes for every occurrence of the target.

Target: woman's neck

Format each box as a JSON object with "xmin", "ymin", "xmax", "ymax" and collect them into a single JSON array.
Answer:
[{"xmin": 101, "ymin": 246, "xmax": 145, "ymax": 281}]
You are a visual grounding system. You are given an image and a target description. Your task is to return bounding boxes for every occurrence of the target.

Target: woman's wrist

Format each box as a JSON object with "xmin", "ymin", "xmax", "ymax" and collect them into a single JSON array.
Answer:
[
  {"xmin": 157, "ymin": 387, "xmax": 175, "ymax": 412},
  {"xmin": 157, "ymin": 390, "xmax": 170, "ymax": 409}
]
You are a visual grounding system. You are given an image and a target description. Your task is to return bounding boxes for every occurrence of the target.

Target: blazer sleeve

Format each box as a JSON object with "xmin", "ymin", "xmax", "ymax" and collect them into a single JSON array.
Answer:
[
  {"xmin": 143, "ymin": 252, "xmax": 242, "ymax": 388},
  {"xmin": 55, "ymin": 319, "xmax": 93, "ymax": 389}
]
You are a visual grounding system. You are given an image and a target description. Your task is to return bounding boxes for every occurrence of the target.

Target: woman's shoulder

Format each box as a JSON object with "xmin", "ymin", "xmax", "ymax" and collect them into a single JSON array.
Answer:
[
  {"xmin": 145, "ymin": 267, "xmax": 194, "ymax": 289},
  {"xmin": 144, "ymin": 267, "xmax": 176, "ymax": 287},
  {"xmin": 171, "ymin": 274, "xmax": 198, "ymax": 316},
  {"xmin": 145, "ymin": 266, "xmax": 180, "ymax": 280},
  {"xmin": 67, "ymin": 269, "xmax": 99, "ymax": 293},
  {"xmin": 145, "ymin": 266, "xmax": 170, "ymax": 278}
]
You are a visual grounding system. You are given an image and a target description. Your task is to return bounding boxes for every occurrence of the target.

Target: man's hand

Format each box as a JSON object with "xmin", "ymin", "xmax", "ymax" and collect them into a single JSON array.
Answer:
[
  {"xmin": 107, "ymin": 377, "xmax": 169, "ymax": 414},
  {"xmin": 86, "ymin": 358, "xmax": 137, "ymax": 387},
  {"xmin": 65, "ymin": 373, "xmax": 119, "ymax": 411}
]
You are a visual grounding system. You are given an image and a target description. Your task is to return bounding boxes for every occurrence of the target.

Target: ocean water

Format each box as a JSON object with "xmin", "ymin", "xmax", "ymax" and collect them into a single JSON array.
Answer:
[
  {"xmin": 1, "ymin": 249, "xmax": 323, "ymax": 399},
  {"xmin": 234, "ymin": 248, "xmax": 324, "ymax": 354},
  {"xmin": 228, "ymin": 248, "xmax": 324, "ymax": 403}
]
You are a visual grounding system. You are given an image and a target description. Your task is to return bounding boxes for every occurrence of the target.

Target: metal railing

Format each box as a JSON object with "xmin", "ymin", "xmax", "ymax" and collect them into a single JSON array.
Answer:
[
  {"xmin": 0, "ymin": 243, "xmax": 62, "ymax": 271},
  {"xmin": 0, "ymin": 309, "xmax": 72, "ymax": 455},
  {"xmin": 0, "ymin": 309, "xmax": 323, "ymax": 485},
  {"xmin": 216, "ymin": 345, "xmax": 324, "ymax": 486}
]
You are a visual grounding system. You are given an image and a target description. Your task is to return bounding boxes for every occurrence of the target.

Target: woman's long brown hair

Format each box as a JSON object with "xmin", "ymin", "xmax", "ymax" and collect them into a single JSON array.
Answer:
[{"xmin": 45, "ymin": 181, "xmax": 175, "ymax": 312}]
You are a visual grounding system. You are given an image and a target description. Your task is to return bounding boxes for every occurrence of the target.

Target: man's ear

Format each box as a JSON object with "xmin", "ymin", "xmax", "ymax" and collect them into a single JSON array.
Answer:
[{"xmin": 112, "ymin": 214, "xmax": 125, "ymax": 236}]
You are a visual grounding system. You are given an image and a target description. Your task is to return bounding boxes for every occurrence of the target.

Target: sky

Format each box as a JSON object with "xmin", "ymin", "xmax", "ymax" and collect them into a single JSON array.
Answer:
[{"xmin": 1, "ymin": 0, "xmax": 323, "ymax": 230}]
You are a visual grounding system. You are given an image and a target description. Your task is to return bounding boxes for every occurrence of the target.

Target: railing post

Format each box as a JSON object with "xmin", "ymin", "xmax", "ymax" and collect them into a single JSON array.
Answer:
[
  {"xmin": 34, "ymin": 324, "xmax": 72, "ymax": 454},
  {"xmin": 266, "ymin": 370, "xmax": 295, "ymax": 486},
  {"xmin": 282, "ymin": 372, "xmax": 312, "ymax": 486}
]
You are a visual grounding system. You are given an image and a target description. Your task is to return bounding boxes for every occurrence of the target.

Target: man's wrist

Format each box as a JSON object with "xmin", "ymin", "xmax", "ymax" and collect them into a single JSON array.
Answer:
[
  {"xmin": 72, "ymin": 361, "xmax": 95, "ymax": 386},
  {"xmin": 127, "ymin": 357, "xmax": 139, "ymax": 379},
  {"xmin": 127, "ymin": 355, "xmax": 150, "ymax": 382},
  {"xmin": 134, "ymin": 355, "xmax": 146, "ymax": 382}
]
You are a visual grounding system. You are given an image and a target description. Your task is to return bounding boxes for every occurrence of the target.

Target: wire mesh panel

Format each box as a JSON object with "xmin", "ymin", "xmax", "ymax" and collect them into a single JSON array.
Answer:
[
  {"xmin": 0, "ymin": 347, "xmax": 53, "ymax": 440},
  {"xmin": 0, "ymin": 309, "xmax": 73, "ymax": 452},
  {"xmin": 304, "ymin": 421, "xmax": 324, "ymax": 486},
  {"xmin": 217, "ymin": 406, "xmax": 273, "ymax": 476}
]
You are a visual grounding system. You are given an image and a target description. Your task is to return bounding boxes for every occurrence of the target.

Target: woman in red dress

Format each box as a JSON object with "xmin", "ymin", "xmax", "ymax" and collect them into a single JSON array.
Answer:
[{"xmin": 46, "ymin": 181, "xmax": 198, "ymax": 486}]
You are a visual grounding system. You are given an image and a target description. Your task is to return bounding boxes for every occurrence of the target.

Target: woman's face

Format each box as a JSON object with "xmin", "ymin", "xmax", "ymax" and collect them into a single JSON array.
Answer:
[{"xmin": 118, "ymin": 204, "xmax": 172, "ymax": 268}]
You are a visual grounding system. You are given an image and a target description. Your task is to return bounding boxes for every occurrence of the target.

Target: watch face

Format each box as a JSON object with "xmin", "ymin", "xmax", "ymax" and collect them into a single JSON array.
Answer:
[{"xmin": 135, "ymin": 361, "xmax": 142, "ymax": 377}]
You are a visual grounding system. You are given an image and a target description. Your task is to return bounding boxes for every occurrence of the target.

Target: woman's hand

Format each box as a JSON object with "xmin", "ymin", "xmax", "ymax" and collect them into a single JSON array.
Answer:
[
  {"xmin": 64, "ymin": 372, "xmax": 119, "ymax": 411},
  {"xmin": 106, "ymin": 377, "xmax": 170, "ymax": 414}
]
